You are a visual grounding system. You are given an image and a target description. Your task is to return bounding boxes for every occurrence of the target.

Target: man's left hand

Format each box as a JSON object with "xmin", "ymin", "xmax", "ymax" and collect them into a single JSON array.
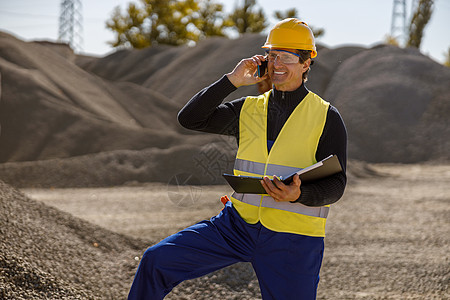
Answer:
[{"xmin": 260, "ymin": 174, "xmax": 301, "ymax": 202}]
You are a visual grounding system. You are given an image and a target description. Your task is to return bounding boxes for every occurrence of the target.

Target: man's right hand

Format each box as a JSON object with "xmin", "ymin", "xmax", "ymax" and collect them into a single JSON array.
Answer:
[{"xmin": 226, "ymin": 55, "xmax": 268, "ymax": 88}]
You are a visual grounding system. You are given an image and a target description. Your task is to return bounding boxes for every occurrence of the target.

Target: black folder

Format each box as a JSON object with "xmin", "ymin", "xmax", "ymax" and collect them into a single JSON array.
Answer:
[{"xmin": 223, "ymin": 155, "xmax": 342, "ymax": 194}]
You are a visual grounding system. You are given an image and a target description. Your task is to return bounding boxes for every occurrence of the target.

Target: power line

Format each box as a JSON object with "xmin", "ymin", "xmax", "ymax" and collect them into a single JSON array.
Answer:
[
  {"xmin": 0, "ymin": 9, "xmax": 103, "ymax": 22},
  {"xmin": 0, "ymin": 10, "xmax": 58, "ymax": 19}
]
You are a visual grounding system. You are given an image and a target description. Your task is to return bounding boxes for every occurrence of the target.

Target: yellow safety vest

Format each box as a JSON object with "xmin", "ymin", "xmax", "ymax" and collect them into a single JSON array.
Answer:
[{"xmin": 230, "ymin": 90, "xmax": 330, "ymax": 237}]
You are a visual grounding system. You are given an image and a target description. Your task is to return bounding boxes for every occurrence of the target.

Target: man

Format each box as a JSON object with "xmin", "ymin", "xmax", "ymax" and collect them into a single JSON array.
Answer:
[{"xmin": 128, "ymin": 18, "xmax": 347, "ymax": 300}]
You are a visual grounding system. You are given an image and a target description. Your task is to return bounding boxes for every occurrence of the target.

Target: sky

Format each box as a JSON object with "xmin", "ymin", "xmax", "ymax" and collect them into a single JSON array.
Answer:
[{"xmin": 0, "ymin": 0, "xmax": 449, "ymax": 64}]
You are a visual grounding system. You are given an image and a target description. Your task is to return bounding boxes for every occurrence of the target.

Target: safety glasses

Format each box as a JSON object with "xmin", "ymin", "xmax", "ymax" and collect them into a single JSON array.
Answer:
[{"xmin": 265, "ymin": 49, "xmax": 300, "ymax": 64}]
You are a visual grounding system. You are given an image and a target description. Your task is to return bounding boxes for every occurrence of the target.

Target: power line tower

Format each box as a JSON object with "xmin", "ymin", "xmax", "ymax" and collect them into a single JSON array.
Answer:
[
  {"xmin": 390, "ymin": 0, "xmax": 407, "ymax": 46},
  {"xmin": 58, "ymin": 0, "xmax": 83, "ymax": 52}
]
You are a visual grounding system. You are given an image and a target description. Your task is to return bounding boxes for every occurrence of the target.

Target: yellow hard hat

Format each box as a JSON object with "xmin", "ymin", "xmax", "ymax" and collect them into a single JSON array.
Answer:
[{"xmin": 262, "ymin": 18, "xmax": 317, "ymax": 58}]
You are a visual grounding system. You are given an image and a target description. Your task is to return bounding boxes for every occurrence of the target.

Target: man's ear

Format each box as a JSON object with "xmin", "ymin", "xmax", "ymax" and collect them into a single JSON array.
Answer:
[{"xmin": 302, "ymin": 58, "xmax": 311, "ymax": 72}]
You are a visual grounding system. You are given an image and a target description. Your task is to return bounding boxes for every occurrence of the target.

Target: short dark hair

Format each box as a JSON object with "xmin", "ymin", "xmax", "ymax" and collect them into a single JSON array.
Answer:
[{"xmin": 296, "ymin": 50, "xmax": 312, "ymax": 82}]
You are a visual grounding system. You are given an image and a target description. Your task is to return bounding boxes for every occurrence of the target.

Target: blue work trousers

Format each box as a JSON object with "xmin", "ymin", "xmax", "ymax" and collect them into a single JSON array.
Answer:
[{"xmin": 128, "ymin": 202, "xmax": 324, "ymax": 300}]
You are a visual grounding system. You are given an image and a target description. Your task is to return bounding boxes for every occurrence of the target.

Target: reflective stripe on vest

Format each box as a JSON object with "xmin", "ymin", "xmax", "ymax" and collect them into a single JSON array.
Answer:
[
  {"xmin": 234, "ymin": 158, "xmax": 300, "ymax": 179},
  {"xmin": 232, "ymin": 192, "xmax": 329, "ymax": 218},
  {"xmin": 231, "ymin": 90, "xmax": 330, "ymax": 237}
]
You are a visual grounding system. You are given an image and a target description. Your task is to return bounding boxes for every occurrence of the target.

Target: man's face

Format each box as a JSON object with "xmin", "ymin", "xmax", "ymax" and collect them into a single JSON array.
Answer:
[{"xmin": 267, "ymin": 48, "xmax": 310, "ymax": 92}]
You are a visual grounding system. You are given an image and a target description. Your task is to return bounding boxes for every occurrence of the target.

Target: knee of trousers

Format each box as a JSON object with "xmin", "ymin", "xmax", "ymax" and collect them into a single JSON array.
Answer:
[
  {"xmin": 140, "ymin": 244, "xmax": 167, "ymax": 272},
  {"xmin": 129, "ymin": 245, "xmax": 175, "ymax": 298}
]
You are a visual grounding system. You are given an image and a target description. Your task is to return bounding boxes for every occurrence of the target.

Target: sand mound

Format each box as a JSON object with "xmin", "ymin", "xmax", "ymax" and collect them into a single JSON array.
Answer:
[
  {"xmin": 307, "ymin": 45, "xmax": 366, "ymax": 96},
  {"xmin": 324, "ymin": 45, "xmax": 450, "ymax": 163},
  {"xmin": 0, "ymin": 148, "xmax": 381, "ymax": 189},
  {"xmin": 76, "ymin": 44, "xmax": 185, "ymax": 86},
  {"xmin": 77, "ymin": 34, "xmax": 268, "ymax": 105},
  {"xmin": 0, "ymin": 32, "xmax": 182, "ymax": 162},
  {"xmin": 1, "ymin": 31, "xmax": 449, "ymax": 188},
  {"xmin": 0, "ymin": 180, "xmax": 148, "ymax": 298},
  {"xmin": 0, "ymin": 142, "xmax": 236, "ymax": 188}
]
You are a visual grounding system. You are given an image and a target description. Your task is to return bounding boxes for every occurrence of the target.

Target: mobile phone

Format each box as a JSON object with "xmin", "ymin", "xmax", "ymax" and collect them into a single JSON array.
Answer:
[{"xmin": 257, "ymin": 60, "xmax": 268, "ymax": 77}]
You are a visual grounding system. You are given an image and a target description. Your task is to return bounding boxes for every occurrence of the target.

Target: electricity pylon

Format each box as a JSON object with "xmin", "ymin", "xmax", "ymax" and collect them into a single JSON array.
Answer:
[
  {"xmin": 390, "ymin": 0, "xmax": 407, "ymax": 46},
  {"xmin": 58, "ymin": 0, "xmax": 83, "ymax": 52}
]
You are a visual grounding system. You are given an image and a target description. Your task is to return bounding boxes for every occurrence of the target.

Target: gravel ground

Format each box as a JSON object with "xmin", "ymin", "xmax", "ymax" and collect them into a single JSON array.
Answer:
[{"xmin": 16, "ymin": 163, "xmax": 450, "ymax": 299}]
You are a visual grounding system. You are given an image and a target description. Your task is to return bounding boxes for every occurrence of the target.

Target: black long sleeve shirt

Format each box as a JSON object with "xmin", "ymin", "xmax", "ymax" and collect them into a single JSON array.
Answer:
[{"xmin": 178, "ymin": 75, "xmax": 347, "ymax": 207}]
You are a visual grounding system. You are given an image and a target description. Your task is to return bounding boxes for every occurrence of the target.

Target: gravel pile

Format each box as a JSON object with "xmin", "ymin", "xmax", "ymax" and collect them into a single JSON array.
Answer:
[
  {"xmin": 0, "ymin": 180, "xmax": 148, "ymax": 299},
  {"xmin": 1, "ymin": 31, "xmax": 449, "ymax": 188},
  {"xmin": 0, "ymin": 181, "xmax": 261, "ymax": 299},
  {"xmin": 324, "ymin": 45, "xmax": 450, "ymax": 163},
  {"xmin": 0, "ymin": 143, "xmax": 236, "ymax": 188}
]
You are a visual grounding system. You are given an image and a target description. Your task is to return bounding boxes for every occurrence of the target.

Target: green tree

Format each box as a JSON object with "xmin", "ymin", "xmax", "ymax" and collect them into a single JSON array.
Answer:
[
  {"xmin": 273, "ymin": 8, "xmax": 324, "ymax": 38},
  {"xmin": 226, "ymin": 0, "xmax": 267, "ymax": 34},
  {"xmin": 106, "ymin": 0, "xmax": 227, "ymax": 48},
  {"xmin": 406, "ymin": 0, "xmax": 434, "ymax": 48},
  {"xmin": 107, "ymin": 3, "xmax": 150, "ymax": 48},
  {"xmin": 274, "ymin": 8, "xmax": 297, "ymax": 20},
  {"xmin": 194, "ymin": 0, "xmax": 229, "ymax": 38}
]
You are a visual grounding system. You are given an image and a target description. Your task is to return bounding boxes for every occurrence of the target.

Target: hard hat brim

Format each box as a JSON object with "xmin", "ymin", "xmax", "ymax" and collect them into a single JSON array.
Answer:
[{"xmin": 262, "ymin": 44, "xmax": 317, "ymax": 58}]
